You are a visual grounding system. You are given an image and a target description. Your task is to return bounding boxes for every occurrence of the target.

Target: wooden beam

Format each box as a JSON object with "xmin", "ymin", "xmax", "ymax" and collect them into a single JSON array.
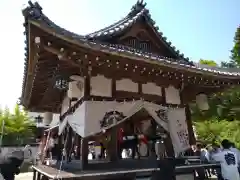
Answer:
[
  {"xmin": 43, "ymin": 45, "xmax": 79, "ymax": 67},
  {"xmin": 26, "ymin": 44, "xmax": 41, "ymax": 107},
  {"xmin": 185, "ymin": 104, "xmax": 196, "ymax": 145}
]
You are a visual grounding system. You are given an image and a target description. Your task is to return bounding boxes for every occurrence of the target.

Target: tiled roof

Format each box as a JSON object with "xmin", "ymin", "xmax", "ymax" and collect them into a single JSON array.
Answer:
[
  {"xmin": 21, "ymin": 0, "xmax": 240, "ymax": 103},
  {"xmin": 80, "ymin": 41, "xmax": 240, "ymax": 77},
  {"xmin": 86, "ymin": 1, "xmax": 147, "ymax": 39},
  {"xmin": 86, "ymin": 0, "xmax": 192, "ymax": 65}
]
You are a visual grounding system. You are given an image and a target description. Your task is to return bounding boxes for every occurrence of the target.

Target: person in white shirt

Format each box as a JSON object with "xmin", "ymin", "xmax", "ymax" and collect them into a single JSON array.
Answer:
[
  {"xmin": 212, "ymin": 139, "xmax": 240, "ymax": 180},
  {"xmin": 229, "ymin": 142, "xmax": 240, "ymax": 173},
  {"xmin": 201, "ymin": 147, "xmax": 210, "ymax": 162},
  {"xmin": 229, "ymin": 142, "xmax": 240, "ymax": 163}
]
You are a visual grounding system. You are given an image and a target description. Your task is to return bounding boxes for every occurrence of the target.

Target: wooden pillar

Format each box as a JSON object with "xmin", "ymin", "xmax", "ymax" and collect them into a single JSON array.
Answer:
[
  {"xmin": 36, "ymin": 171, "xmax": 41, "ymax": 180},
  {"xmin": 81, "ymin": 138, "xmax": 89, "ymax": 169},
  {"xmin": 162, "ymin": 87, "xmax": 175, "ymax": 157},
  {"xmin": 138, "ymin": 83, "xmax": 142, "ymax": 95},
  {"xmin": 108, "ymin": 127, "xmax": 119, "ymax": 161},
  {"xmin": 149, "ymin": 119, "xmax": 157, "ymax": 157},
  {"xmin": 76, "ymin": 135, "xmax": 81, "ymax": 159},
  {"xmin": 180, "ymin": 88, "xmax": 196, "ymax": 146},
  {"xmin": 57, "ymin": 134, "xmax": 63, "ymax": 161},
  {"xmin": 185, "ymin": 104, "xmax": 196, "ymax": 145},
  {"xmin": 112, "ymin": 78, "xmax": 116, "ymax": 98},
  {"xmin": 33, "ymin": 169, "xmax": 36, "ymax": 180},
  {"xmin": 84, "ymin": 75, "xmax": 90, "ymax": 98},
  {"xmin": 66, "ymin": 127, "xmax": 73, "ymax": 162}
]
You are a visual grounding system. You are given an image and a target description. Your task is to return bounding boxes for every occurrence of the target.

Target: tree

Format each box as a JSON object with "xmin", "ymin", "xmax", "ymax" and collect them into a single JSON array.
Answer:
[
  {"xmin": 199, "ymin": 59, "xmax": 218, "ymax": 67},
  {"xmin": 221, "ymin": 26, "xmax": 240, "ymax": 68},
  {"xmin": 0, "ymin": 104, "xmax": 35, "ymax": 146},
  {"xmin": 230, "ymin": 26, "xmax": 240, "ymax": 65},
  {"xmin": 194, "ymin": 119, "xmax": 240, "ymax": 148},
  {"xmin": 191, "ymin": 58, "xmax": 240, "ymax": 121},
  {"xmin": 192, "ymin": 58, "xmax": 240, "ymax": 148}
]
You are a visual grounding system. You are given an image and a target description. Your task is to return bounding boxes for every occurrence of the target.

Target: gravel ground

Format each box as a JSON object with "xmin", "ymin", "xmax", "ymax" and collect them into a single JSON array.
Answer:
[{"xmin": 15, "ymin": 172, "xmax": 33, "ymax": 180}]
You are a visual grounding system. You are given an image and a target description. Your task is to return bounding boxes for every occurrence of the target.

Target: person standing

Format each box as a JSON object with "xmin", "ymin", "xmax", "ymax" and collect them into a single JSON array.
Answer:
[
  {"xmin": 212, "ymin": 139, "xmax": 240, "ymax": 180},
  {"xmin": 229, "ymin": 142, "xmax": 240, "ymax": 172}
]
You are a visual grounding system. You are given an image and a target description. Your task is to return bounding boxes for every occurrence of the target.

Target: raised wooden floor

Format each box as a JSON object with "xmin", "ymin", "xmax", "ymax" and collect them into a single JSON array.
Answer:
[{"xmin": 32, "ymin": 159, "xmax": 220, "ymax": 180}]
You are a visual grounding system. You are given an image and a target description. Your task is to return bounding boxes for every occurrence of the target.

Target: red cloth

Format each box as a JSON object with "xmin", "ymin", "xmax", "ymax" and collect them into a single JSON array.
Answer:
[{"xmin": 140, "ymin": 135, "xmax": 148, "ymax": 144}]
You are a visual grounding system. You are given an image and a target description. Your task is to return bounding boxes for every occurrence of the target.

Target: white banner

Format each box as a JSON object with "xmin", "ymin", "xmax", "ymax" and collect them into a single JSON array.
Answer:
[
  {"xmin": 167, "ymin": 108, "xmax": 190, "ymax": 155},
  {"xmin": 58, "ymin": 100, "xmax": 170, "ymax": 138},
  {"xmin": 68, "ymin": 102, "xmax": 86, "ymax": 137}
]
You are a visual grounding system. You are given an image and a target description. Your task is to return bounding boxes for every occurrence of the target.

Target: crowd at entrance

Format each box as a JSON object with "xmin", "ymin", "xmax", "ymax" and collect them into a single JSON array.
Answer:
[{"xmin": 184, "ymin": 139, "xmax": 240, "ymax": 180}]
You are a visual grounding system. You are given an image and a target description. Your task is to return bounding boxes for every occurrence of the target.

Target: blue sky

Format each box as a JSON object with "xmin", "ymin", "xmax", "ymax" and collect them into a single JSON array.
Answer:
[{"xmin": 0, "ymin": 0, "xmax": 239, "ymax": 109}]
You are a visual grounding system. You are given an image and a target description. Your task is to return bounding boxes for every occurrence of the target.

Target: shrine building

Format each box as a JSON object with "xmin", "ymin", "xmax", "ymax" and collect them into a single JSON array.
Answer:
[{"xmin": 21, "ymin": 0, "xmax": 240, "ymax": 170}]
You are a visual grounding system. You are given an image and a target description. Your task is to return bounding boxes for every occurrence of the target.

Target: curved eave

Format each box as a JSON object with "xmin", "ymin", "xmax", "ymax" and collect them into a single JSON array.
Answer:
[
  {"xmin": 86, "ymin": 0, "xmax": 146, "ymax": 38},
  {"xmin": 85, "ymin": 2, "xmax": 191, "ymax": 65},
  {"xmin": 26, "ymin": 20, "xmax": 240, "ymax": 81},
  {"xmin": 21, "ymin": 16, "xmax": 31, "ymax": 107}
]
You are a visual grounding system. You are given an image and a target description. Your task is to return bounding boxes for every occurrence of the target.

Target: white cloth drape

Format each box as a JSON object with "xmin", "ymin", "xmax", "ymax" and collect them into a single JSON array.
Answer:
[{"xmin": 167, "ymin": 108, "xmax": 190, "ymax": 155}]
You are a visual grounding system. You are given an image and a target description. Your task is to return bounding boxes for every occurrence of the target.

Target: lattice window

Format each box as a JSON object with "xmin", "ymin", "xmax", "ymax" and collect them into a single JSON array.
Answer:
[{"xmin": 123, "ymin": 36, "xmax": 151, "ymax": 52}]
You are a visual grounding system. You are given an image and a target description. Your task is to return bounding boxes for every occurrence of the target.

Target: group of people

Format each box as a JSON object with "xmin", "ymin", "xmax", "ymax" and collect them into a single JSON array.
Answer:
[{"xmin": 186, "ymin": 139, "xmax": 240, "ymax": 180}]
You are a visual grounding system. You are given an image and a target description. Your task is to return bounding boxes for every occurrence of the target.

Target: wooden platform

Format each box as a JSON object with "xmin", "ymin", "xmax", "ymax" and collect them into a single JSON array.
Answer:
[
  {"xmin": 32, "ymin": 161, "xmax": 220, "ymax": 180},
  {"xmin": 49, "ymin": 157, "xmax": 207, "ymax": 171}
]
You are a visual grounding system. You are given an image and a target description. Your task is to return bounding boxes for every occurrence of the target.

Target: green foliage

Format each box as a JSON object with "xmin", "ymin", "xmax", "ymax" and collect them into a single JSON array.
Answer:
[
  {"xmin": 194, "ymin": 29, "xmax": 240, "ymax": 148},
  {"xmin": 194, "ymin": 119, "xmax": 240, "ymax": 149},
  {"xmin": 193, "ymin": 58, "xmax": 240, "ymax": 121},
  {"xmin": 0, "ymin": 104, "xmax": 35, "ymax": 146},
  {"xmin": 191, "ymin": 87, "xmax": 240, "ymax": 121},
  {"xmin": 199, "ymin": 59, "xmax": 218, "ymax": 66},
  {"xmin": 230, "ymin": 26, "xmax": 240, "ymax": 66}
]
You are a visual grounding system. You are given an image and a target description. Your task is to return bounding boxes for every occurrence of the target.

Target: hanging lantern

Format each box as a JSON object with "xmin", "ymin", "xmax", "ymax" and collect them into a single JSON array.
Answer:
[
  {"xmin": 55, "ymin": 77, "xmax": 68, "ymax": 90},
  {"xmin": 196, "ymin": 93, "xmax": 209, "ymax": 110},
  {"xmin": 35, "ymin": 115, "xmax": 43, "ymax": 124}
]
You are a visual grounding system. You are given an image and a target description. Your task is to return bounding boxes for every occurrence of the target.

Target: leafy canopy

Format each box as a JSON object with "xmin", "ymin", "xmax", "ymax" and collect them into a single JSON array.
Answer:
[
  {"xmin": 0, "ymin": 104, "xmax": 35, "ymax": 145},
  {"xmin": 193, "ymin": 26, "xmax": 240, "ymax": 148},
  {"xmin": 199, "ymin": 59, "xmax": 217, "ymax": 67}
]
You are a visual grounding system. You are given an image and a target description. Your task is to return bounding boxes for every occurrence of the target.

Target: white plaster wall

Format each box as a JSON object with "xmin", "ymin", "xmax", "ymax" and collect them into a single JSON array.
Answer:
[
  {"xmin": 165, "ymin": 86, "xmax": 181, "ymax": 104},
  {"xmin": 116, "ymin": 78, "xmax": 138, "ymax": 92},
  {"xmin": 142, "ymin": 82, "xmax": 162, "ymax": 96},
  {"xmin": 28, "ymin": 112, "xmax": 60, "ymax": 128},
  {"xmin": 90, "ymin": 75, "xmax": 112, "ymax": 97},
  {"xmin": 43, "ymin": 112, "xmax": 53, "ymax": 126}
]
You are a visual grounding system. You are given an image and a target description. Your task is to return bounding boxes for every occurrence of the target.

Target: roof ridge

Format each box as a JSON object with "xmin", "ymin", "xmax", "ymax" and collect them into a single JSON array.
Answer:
[
  {"xmin": 22, "ymin": 1, "xmax": 43, "ymax": 19},
  {"xmin": 128, "ymin": 0, "xmax": 147, "ymax": 17},
  {"xmin": 86, "ymin": 1, "xmax": 147, "ymax": 38},
  {"xmin": 22, "ymin": 1, "xmax": 193, "ymax": 66}
]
